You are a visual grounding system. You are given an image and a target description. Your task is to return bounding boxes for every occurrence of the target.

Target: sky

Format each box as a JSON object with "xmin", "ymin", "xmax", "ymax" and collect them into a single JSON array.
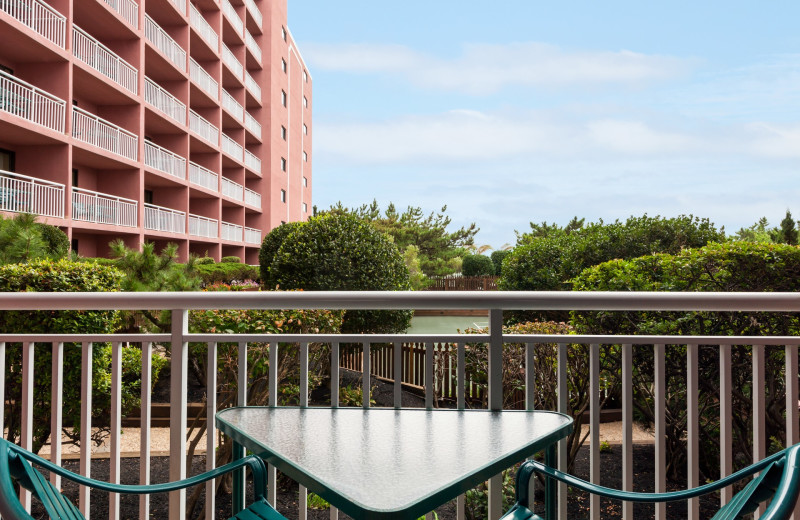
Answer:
[{"xmin": 288, "ymin": 1, "xmax": 800, "ymax": 248}]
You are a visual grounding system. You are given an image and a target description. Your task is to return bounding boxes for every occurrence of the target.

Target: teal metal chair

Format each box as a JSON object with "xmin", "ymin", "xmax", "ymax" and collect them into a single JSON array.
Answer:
[
  {"xmin": 0, "ymin": 438, "xmax": 287, "ymax": 520},
  {"xmin": 503, "ymin": 444, "xmax": 800, "ymax": 520}
]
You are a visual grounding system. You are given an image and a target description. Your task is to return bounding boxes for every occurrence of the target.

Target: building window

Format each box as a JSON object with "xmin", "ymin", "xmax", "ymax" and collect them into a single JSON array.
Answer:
[
  {"xmin": 302, "ymin": 202, "xmax": 307, "ymax": 213},
  {"xmin": 303, "ymin": 70, "xmax": 307, "ymax": 82},
  {"xmin": 280, "ymin": 189, "xmax": 286, "ymax": 202},
  {"xmin": 282, "ymin": 27, "xmax": 287, "ymax": 41},
  {"xmin": 280, "ymin": 158, "xmax": 286, "ymax": 171},
  {"xmin": 303, "ymin": 151, "xmax": 307, "ymax": 162},
  {"xmin": 281, "ymin": 126, "xmax": 286, "ymax": 140},
  {"xmin": 72, "ymin": 168, "xmax": 78, "ymax": 186},
  {"xmin": 303, "ymin": 124, "xmax": 308, "ymax": 135},
  {"xmin": 71, "ymin": 238, "xmax": 78, "ymax": 252},
  {"xmin": 0, "ymin": 148, "xmax": 15, "ymax": 172},
  {"xmin": 281, "ymin": 59, "xmax": 287, "ymax": 73},
  {"xmin": 302, "ymin": 176, "xmax": 307, "ymax": 187},
  {"xmin": 303, "ymin": 96, "xmax": 308, "ymax": 108},
  {"xmin": 144, "ymin": 190, "xmax": 154, "ymax": 204},
  {"xmin": 281, "ymin": 90, "xmax": 286, "ymax": 106}
]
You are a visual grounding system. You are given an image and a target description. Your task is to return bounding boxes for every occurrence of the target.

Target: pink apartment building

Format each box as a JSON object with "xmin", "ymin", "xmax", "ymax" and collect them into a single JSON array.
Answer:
[{"xmin": 0, "ymin": 0, "xmax": 311, "ymax": 263}]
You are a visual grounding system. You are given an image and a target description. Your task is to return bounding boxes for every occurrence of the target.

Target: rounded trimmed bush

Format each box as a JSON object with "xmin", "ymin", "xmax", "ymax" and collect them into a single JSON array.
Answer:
[
  {"xmin": 462, "ymin": 254, "xmax": 494, "ymax": 276},
  {"xmin": 220, "ymin": 256, "xmax": 241, "ymax": 263},
  {"xmin": 259, "ymin": 221, "xmax": 305, "ymax": 289},
  {"xmin": 195, "ymin": 257, "xmax": 215, "ymax": 265}
]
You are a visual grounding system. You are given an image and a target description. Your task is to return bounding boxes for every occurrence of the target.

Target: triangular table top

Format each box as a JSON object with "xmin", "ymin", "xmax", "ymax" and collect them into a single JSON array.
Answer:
[{"xmin": 217, "ymin": 407, "xmax": 573, "ymax": 519}]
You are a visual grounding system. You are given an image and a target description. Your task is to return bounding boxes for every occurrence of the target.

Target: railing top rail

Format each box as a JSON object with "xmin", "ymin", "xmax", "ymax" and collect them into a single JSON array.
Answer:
[
  {"xmin": 72, "ymin": 107, "xmax": 137, "ymax": 138},
  {"xmin": 0, "ymin": 70, "xmax": 66, "ymax": 104},
  {"xmin": 144, "ymin": 140, "xmax": 184, "ymax": 157},
  {"xmin": 72, "ymin": 187, "xmax": 137, "ymax": 204},
  {"xmin": 144, "ymin": 203, "xmax": 185, "ymax": 216},
  {"xmin": 189, "ymin": 160, "xmax": 216, "ymax": 173},
  {"xmin": 189, "ymin": 213, "xmax": 217, "ymax": 221},
  {"xmin": 2, "ymin": 291, "xmax": 800, "ymax": 312},
  {"xmin": 20, "ymin": 0, "xmax": 65, "ymax": 20},
  {"xmin": 73, "ymin": 25, "xmax": 138, "ymax": 70},
  {"xmin": 0, "ymin": 169, "xmax": 65, "ymax": 188}
]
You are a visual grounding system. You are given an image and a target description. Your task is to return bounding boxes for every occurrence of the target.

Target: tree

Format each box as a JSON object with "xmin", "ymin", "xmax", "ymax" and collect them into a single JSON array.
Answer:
[
  {"xmin": 490, "ymin": 250, "xmax": 511, "ymax": 277},
  {"xmin": 258, "ymin": 221, "xmax": 305, "ymax": 289},
  {"xmin": 0, "ymin": 213, "xmax": 68, "ymax": 264},
  {"xmin": 778, "ymin": 210, "xmax": 798, "ymax": 245},
  {"xmin": 732, "ymin": 217, "xmax": 776, "ymax": 243},
  {"xmin": 462, "ymin": 254, "xmax": 494, "ymax": 276}
]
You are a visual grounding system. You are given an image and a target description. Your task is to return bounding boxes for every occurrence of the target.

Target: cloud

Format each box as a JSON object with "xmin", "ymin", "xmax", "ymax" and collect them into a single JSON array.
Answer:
[
  {"xmin": 303, "ymin": 42, "xmax": 693, "ymax": 95},
  {"xmin": 744, "ymin": 122, "xmax": 800, "ymax": 158},
  {"xmin": 586, "ymin": 120, "xmax": 695, "ymax": 154}
]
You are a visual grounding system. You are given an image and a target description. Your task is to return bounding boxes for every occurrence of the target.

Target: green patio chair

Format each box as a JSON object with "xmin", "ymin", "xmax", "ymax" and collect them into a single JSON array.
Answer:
[
  {"xmin": 503, "ymin": 443, "xmax": 800, "ymax": 520},
  {"xmin": 0, "ymin": 438, "xmax": 286, "ymax": 520}
]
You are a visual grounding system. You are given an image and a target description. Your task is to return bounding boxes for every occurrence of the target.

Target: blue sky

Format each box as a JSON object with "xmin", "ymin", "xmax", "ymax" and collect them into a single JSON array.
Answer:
[{"xmin": 288, "ymin": 1, "xmax": 800, "ymax": 248}]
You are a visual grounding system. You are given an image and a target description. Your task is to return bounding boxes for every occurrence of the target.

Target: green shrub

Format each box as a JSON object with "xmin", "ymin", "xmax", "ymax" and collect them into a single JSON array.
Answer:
[
  {"xmin": 35, "ymin": 223, "xmax": 69, "ymax": 259},
  {"xmin": 220, "ymin": 256, "xmax": 240, "ymax": 263},
  {"xmin": 490, "ymin": 250, "xmax": 511, "ymax": 276},
  {"xmin": 195, "ymin": 257, "xmax": 215, "ymax": 265},
  {"xmin": 259, "ymin": 222, "xmax": 305, "ymax": 289},
  {"xmin": 462, "ymin": 254, "xmax": 494, "ymax": 276},
  {"xmin": 195, "ymin": 263, "xmax": 259, "ymax": 285}
]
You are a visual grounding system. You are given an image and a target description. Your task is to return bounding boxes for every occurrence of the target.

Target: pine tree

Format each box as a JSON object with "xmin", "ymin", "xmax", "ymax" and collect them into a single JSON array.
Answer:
[{"xmin": 779, "ymin": 210, "xmax": 798, "ymax": 245}]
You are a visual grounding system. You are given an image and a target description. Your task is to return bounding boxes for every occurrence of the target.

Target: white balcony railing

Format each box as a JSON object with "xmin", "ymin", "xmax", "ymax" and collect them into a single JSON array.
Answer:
[
  {"xmin": 144, "ymin": 141, "xmax": 186, "ymax": 179},
  {"xmin": 167, "ymin": 0, "xmax": 185, "ymax": 16},
  {"xmin": 189, "ymin": 110, "xmax": 219, "ymax": 145},
  {"xmin": 73, "ymin": 26, "xmax": 138, "ymax": 95},
  {"xmin": 188, "ymin": 161, "xmax": 218, "ymax": 191},
  {"xmin": 71, "ymin": 187, "xmax": 137, "ymax": 226},
  {"xmin": 188, "ymin": 213, "xmax": 218, "ymax": 238},
  {"xmin": 221, "ymin": 89, "xmax": 243, "ymax": 122},
  {"xmin": 244, "ymin": 70, "xmax": 261, "ymax": 100},
  {"xmin": 220, "ymin": 176, "xmax": 243, "ymax": 201},
  {"xmin": 189, "ymin": 58, "xmax": 219, "ymax": 101},
  {"xmin": 221, "ymin": 133, "xmax": 243, "ymax": 162},
  {"xmin": 244, "ymin": 111, "xmax": 261, "ymax": 139},
  {"xmin": 144, "ymin": 203, "xmax": 185, "ymax": 234},
  {"xmin": 220, "ymin": 220, "xmax": 242, "ymax": 241},
  {"xmin": 244, "ymin": 187, "xmax": 261, "ymax": 208},
  {"xmin": 242, "ymin": 0, "xmax": 261, "ymax": 28},
  {"xmin": 189, "ymin": 4, "xmax": 218, "ymax": 51},
  {"xmin": 221, "ymin": 0, "xmax": 243, "ymax": 36},
  {"xmin": 244, "ymin": 149, "xmax": 260, "ymax": 174},
  {"xmin": 221, "ymin": 43, "xmax": 243, "ymax": 80},
  {"xmin": 0, "ymin": 0, "xmax": 66, "ymax": 47},
  {"xmin": 244, "ymin": 30, "xmax": 261, "ymax": 63},
  {"xmin": 144, "ymin": 77, "xmax": 186, "ymax": 125},
  {"xmin": 243, "ymin": 226, "xmax": 260, "ymax": 244},
  {"xmin": 144, "ymin": 15, "xmax": 186, "ymax": 72},
  {"xmin": 0, "ymin": 169, "xmax": 64, "ymax": 218},
  {"xmin": 100, "ymin": 0, "xmax": 138, "ymax": 29},
  {"xmin": 72, "ymin": 106, "xmax": 137, "ymax": 161},
  {"xmin": 0, "ymin": 70, "xmax": 65, "ymax": 133}
]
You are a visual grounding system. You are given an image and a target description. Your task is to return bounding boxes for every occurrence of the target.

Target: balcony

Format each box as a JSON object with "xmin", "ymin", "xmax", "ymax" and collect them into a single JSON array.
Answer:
[
  {"xmin": 144, "ymin": 203, "xmax": 185, "ymax": 234},
  {"xmin": 167, "ymin": 0, "xmax": 185, "ymax": 16},
  {"xmin": 73, "ymin": 26, "xmax": 138, "ymax": 95},
  {"xmin": 221, "ymin": 133, "xmax": 243, "ymax": 162},
  {"xmin": 243, "ymin": 226, "xmax": 260, "ymax": 244},
  {"xmin": 242, "ymin": 0, "xmax": 261, "ymax": 28},
  {"xmin": 221, "ymin": 0, "xmax": 243, "ymax": 36},
  {"xmin": 221, "ymin": 43, "xmax": 243, "ymax": 80},
  {"xmin": 220, "ymin": 220, "xmax": 242, "ymax": 241},
  {"xmin": 188, "ymin": 161, "xmax": 218, "ymax": 191},
  {"xmin": 244, "ymin": 30, "xmax": 261, "ymax": 63},
  {"xmin": 72, "ymin": 187, "xmax": 137, "ymax": 227},
  {"xmin": 0, "ymin": 0, "xmax": 65, "ymax": 48},
  {"xmin": 72, "ymin": 106, "xmax": 137, "ymax": 161},
  {"xmin": 144, "ymin": 140, "xmax": 186, "ymax": 180},
  {"xmin": 188, "ymin": 213, "xmax": 217, "ymax": 238},
  {"xmin": 220, "ymin": 175, "xmax": 243, "ymax": 201},
  {"xmin": 244, "ymin": 111, "xmax": 261, "ymax": 139},
  {"xmin": 0, "ymin": 70, "xmax": 65, "ymax": 133},
  {"xmin": 244, "ymin": 187, "xmax": 261, "ymax": 208},
  {"xmin": 189, "ymin": 58, "xmax": 219, "ymax": 101},
  {"xmin": 188, "ymin": 109, "xmax": 219, "ymax": 145},
  {"xmin": 100, "ymin": 0, "xmax": 138, "ymax": 29},
  {"xmin": 0, "ymin": 170, "xmax": 64, "ymax": 218},
  {"xmin": 145, "ymin": 77, "xmax": 186, "ymax": 125},
  {"xmin": 144, "ymin": 15, "xmax": 186, "ymax": 72},
  {"xmin": 244, "ymin": 70, "xmax": 261, "ymax": 100},
  {"xmin": 221, "ymin": 89, "xmax": 243, "ymax": 122},
  {"xmin": 189, "ymin": 4, "xmax": 218, "ymax": 51},
  {"xmin": 244, "ymin": 149, "xmax": 260, "ymax": 174}
]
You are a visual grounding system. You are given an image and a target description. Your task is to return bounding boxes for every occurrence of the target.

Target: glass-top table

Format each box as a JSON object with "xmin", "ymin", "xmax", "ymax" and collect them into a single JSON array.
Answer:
[{"xmin": 216, "ymin": 406, "xmax": 573, "ymax": 520}]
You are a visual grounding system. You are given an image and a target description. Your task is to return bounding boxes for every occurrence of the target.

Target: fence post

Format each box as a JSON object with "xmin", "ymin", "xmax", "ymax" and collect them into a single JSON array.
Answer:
[
  {"xmin": 169, "ymin": 309, "xmax": 188, "ymax": 520},
  {"xmin": 488, "ymin": 309, "xmax": 503, "ymax": 520}
]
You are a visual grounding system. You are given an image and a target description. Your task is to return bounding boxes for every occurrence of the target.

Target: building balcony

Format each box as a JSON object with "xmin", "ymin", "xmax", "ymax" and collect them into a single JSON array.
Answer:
[
  {"xmin": 145, "ymin": 77, "xmax": 186, "ymax": 126},
  {"xmin": 243, "ymin": 187, "xmax": 261, "ymax": 208},
  {"xmin": 221, "ymin": 43, "xmax": 243, "ymax": 80},
  {"xmin": 167, "ymin": 0, "xmax": 185, "ymax": 16},
  {"xmin": 0, "ymin": 169, "xmax": 64, "ymax": 218},
  {"xmin": 72, "ymin": 187, "xmax": 137, "ymax": 227},
  {"xmin": 221, "ymin": 89, "xmax": 243, "ymax": 122},
  {"xmin": 0, "ymin": 70, "xmax": 66, "ymax": 133},
  {"xmin": 244, "ymin": 111, "xmax": 261, "ymax": 139},
  {"xmin": 221, "ymin": 0, "xmax": 243, "ymax": 36},
  {"xmin": 243, "ymin": 70, "xmax": 261, "ymax": 100},
  {"xmin": 243, "ymin": 226, "xmax": 260, "ymax": 244},
  {"xmin": 243, "ymin": 149, "xmax": 260, "ymax": 174},
  {"xmin": 244, "ymin": 30, "xmax": 261, "ymax": 63},
  {"xmin": 242, "ymin": 0, "xmax": 261, "ymax": 28},
  {"xmin": 0, "ymin": 0, "xmax": 66, "ymax": 48},
  {"xmin": 188, "ymin": 109, "xmax": 219, "ymax": 146},
  {"xmin": 73, "ymin": 26, "xmax": 138, "ymax": 96},
  {"xmin": 189, "ymin": 4, "xmax": 218, "ymax": 51},
  {"xmin": 221, "ymin": 132, "xmax": 243, "ymax": 162},
  {"xmin": 144, "ymin": 14, "xmax": 186, "ymax": 72},
  {"xmin": 99, "ymin": 0, "xmax": 138, "ymax": 29},
  {"xmin": 220, "ymin": 219, "xmax": 242, "ymax": 241},
  {"xmin": 144, "ymin": 203, "xmax": 185, "ymax": 234},
  {"xmin": 189, "ymin": 58, "xmax": 219, "ymax": 101},
  {"xmin": 144, "ymin": 140, "xmax": 186, "ymax": 180},
  {"xmin": 188, "ymin": 161, "xmax": 218, "ymax": 191},
  {"xmin": 188, "ymin": 213, "xmax": 218, "ymax": 238},
  {"xmin": 72, "ymin": 106, "xmax": 137, "ymax": 162},
  {"xmin": 220, "ymin": 175, "xmax": 243, "ymax": 201}
]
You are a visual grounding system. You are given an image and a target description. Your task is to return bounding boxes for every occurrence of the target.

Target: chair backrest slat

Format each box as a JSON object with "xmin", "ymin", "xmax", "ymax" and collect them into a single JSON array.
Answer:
[{"xmin": 17, "ymin": 451, "xmax": 84, "ymax": 520}]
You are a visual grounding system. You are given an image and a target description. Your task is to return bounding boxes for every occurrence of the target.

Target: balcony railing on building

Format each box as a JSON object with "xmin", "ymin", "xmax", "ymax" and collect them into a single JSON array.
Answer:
[
  {"xmin": 144, "ymin": 141, "xmax": 186, "ymax": 180},
  {"xmin": 0, "ymin": 70, "xmax": 65, "ymax": 133},
  {"xmin": 243, "ymin": 70, "xmax": 261, "ymax": 100},
  {"xmin": 242, "ymin": 0, "xmax": 261, "ymax": 28},
  {"xmin": 72, "ymin": 106, "xmax": 137, "ymax": 161},
  {"xmin": 221, "ymin": 0, "xmax": 243, "ymax": 36},
  {"xmin": 73, "ymin": 26, "xmax": 138, "ymax": 95},
  {"xmin": 100, "ymin": 0, "xmax": 138, "ymax": 29},
  {"xmin": 244, "ymin": 111, "xmax": 261, "ymax": 139},
  {"xmin": 188, "ymin": 213, "xmax": 218, "ymax": 238},
  {"xmin": 0, "ymin": 170, "xmax": 64, "ymax": 218},
  {"xmin": 221, "ymin": 133, "xmax": 243, "ymax": 162},
  {"xmin": 244, "ymin": 150, "xmax": 260, "ymax": 174},
  {"xmin": 145, "ymin": 77, "xmax": 186, "ymax": 126},
  {"xmin": 189, "ymin": 109, "xmax": 219, "ymax": 145},
  {"xmin": 244, "ymin": 30, "xmax": 261, "ymax": 63},
  {"xmin": 167, "ymin": 0, "xmax": 185, "ymax": 16},
  {"xmin": 190, "ymin": 4, "xmax": 218, "ymax": 51},
  {"xmin": 221, "ymin": 89, "xmax": 243, "ymax": 122},
  {"xmin": 144, "ymin": 203, "xmax": 185, "ymax": 234},
  {"xmin": 188, "ymin": 161, "xmax": 218, "ymax": 191},
  {"xmin": 144, "ymin": 15, "xmax": 186, "ymax": 72},
  {"xmin": 220, "ymin": 220, "xmax": 242, "ymax": 241},
  {"xmin": 0, "ymin": 0, "xmax": 66, "ymax": 48},
  {"xmin": 220, "ymin": 176, "xmax": 243, "ymax": 201},
  {"xmin": 71, "ymin": 187, "xmax": 137, "ymax": 227},
  {"xmin": 189, "ymin": 58, "xmax": 219, "ymax": 101},
  {"xmin": 243, "ymin": 226, "xmax": 260, "ymax": 244},
  {"xmin": 244, "ymin": 187, "xmax": 261, "ymax": 208},
  {"xmin": 221, "ymin": 43, "xmax": 243, "ymax": 80}
]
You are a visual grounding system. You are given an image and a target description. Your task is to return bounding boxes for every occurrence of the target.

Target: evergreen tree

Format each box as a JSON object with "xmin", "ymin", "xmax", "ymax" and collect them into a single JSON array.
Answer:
[{"xmin": 779, "ymin": 210, "xmax": 798, "ymax": 245}]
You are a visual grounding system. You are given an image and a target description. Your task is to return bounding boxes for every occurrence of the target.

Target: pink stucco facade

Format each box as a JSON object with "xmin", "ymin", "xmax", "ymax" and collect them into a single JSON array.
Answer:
[{"xmin": 0, "ymin": 0, "xmax": 311, "ymax": 262}]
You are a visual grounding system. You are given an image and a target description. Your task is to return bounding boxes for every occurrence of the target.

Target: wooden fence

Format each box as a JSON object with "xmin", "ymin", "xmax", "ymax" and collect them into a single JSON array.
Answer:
[{"xmin": 425, "ymin": 276, "xmax": 499, "ymax": 291}]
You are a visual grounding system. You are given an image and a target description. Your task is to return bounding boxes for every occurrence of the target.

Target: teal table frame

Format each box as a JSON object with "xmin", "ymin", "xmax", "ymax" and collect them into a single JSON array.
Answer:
[{"xmin": 217, "ymin": 407, "xmax": 573, "ymax": 520}]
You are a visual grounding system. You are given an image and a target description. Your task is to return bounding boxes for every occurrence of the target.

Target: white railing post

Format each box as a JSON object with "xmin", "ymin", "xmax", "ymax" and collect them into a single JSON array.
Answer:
[
  {"xmin": 557, "ymin": 342, "xmax": 568, "ymax": 519},
  {"xmin": 589, "ymin": 343, "xmax": 600, "ymax": 520},
  {"xmin": 79, "ymin": 342, "xmax": 93, "ymax": 519},
  {"xmin": 50, "ymin": 342, "xmax": 64, "ymax": 490},
  {"xmin": 169, "ymin": 309, "xmax": 188, "ymax": 520},
  {"xmin": 487, "ymin": 309, "xmax": 503, "ymax": 520},
  {"xmin": 621, "ymin": 343, "xmax": 633, "ymax": 520},
  {"xmin": 687, "ymin": 344, "xmax": 699, "ymax": 520},
  {"xmin": 205, "ymin": 342, "xmax": 218, "ymax": 520},
  {"xmin": 109, "ymin": 342, "xmax": 123, "ymax": 519},
  {"xmin": 753, "ymin": 344, "xmax": 766, "ymax": 517},
  {"xmin": 20, "ymin": 341, "xmax": 34, "ymax": 512},
  {"xmin": 140, "ymin": 342, "xmax": 152, "ymax": 520}
]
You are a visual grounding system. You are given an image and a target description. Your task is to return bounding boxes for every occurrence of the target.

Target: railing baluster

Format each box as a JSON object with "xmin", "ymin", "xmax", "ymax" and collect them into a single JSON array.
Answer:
[
  {"xmin": 109, "ymin": 342, "xmax": 122, "ymax": 520},
  {"xmin": 268, "ymin": 341, "xmax": 278, "ymax": 507},
  {"xmin": 169, "ymin": 310, "xmax": 188, "ymax": 520},
  {"xmin": 0, "ymin": 342, "xmax": 5, "ymax": 452},
  {"xmin": 425, "ymin": 342, "xmax": 434, "ymax": 409},
  {"xmin": 589, "ymin": 343, "xmax": 600, "ymax": 520},
  {"xmin": 654, "ymin": 343, "xmax": 666, "ymax": 520},
  {"xmin": 488, "ymin": 309, "xmax": 503, "ymax": 520},
  {"xmin": 204, "ymin": 342, "xmax": 217, "ymax": 520},
  {"xmin": 786, "ymin": 344, "xmax": 800, "ymax": 520},
  {"xmin": 50, "ymin": 342, "xmax": 63, "ymax": 490},
  {"xmin": 556, "ymin": 342, "xmax": 568, "ymax": 519},
  {"xmin": 299, "ymin": 342, "xmax": 309, "ymax": 520},
  {"xmin": 20, "ymin": 341, "xmax": 34, "ymax": 512},
  {"xmin": 753, "ymin": 343, "xmax": 766, "ymax": 517},
  {"xmin": 140, "ymin": 341, "xmax": 152, "ymax": 520},
  {"xmin": 393, "ymin": 341, "xmax": 402, "ymax": 408},
  {"xmin": 720, "ymin": 343, "xmax": 732, "ymax": 506},
  {"xmin": 79, "ymin": 341, "xmax": 93, "ymax": 519},
  {"xmin": 363, "ymin": 342, "xmax": 371, "ymax": 409},
  {"xmin": 621, "ymin": 343, "xmax": 633, "ymax": 520},
  {"xmin": 687, "ymin": 343, "xmax": 699, "ymax": 520}
]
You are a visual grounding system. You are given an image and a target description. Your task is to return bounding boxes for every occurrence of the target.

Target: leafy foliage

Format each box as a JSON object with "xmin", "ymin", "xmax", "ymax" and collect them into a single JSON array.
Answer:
[
  {"xmin": 36, "ymin": 222, "xmax": 69, "ymax": 259},
  {"xmin": 258, "ymin": 221, "xmax": 304, "ymax": 289},
  {"xmin": 195, "ymin": 263, "xmax": 259, "ymax": 286},
  {"xmin": 732, "ymin": 217, "xmax": 777, "ymax": 243},
  {"xmin": 0, "ymin": 213, "xmax": 67, "ymax": 264},
  {"xmin": 109, "ymin": 240, "xmax": 200, "ymax": 292},
  {"xmin": 220, "ymin": 256, "xmax": 241, "ymax": 263},
  {"xmin": 462, "ymin": 254, "xmax": 495, "ymax": 276},
  {"xmin": 490, "ymin": 250, "xmax": 511, "ymax": 277},
  {"xmin": 778, "ymin": 210, "xmax": 798, "ymax": 245}
]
